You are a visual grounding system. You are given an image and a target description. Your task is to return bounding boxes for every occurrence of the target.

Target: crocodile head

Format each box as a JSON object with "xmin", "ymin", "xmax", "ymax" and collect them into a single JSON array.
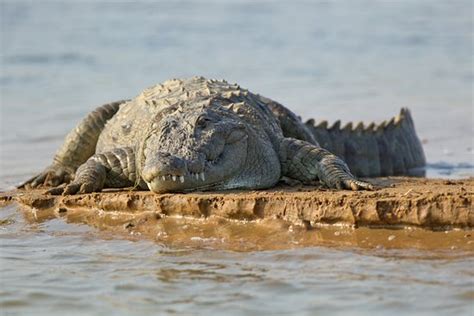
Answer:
[{"xmin": 139, "ymin": 101, "xmax": 279, "ymax": 192}]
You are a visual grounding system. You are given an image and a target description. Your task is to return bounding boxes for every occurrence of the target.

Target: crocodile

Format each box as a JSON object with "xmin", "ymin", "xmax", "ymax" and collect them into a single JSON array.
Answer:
[{"xmin": 20, "ymin": 76, "xmax": 425, "ymax": 195}]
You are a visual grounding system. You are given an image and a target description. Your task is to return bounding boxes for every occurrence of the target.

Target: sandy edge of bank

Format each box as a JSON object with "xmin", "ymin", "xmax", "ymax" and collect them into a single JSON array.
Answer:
[{"xmin": 2, "ymin": 177, "xmax": 472, "ymax": 230}]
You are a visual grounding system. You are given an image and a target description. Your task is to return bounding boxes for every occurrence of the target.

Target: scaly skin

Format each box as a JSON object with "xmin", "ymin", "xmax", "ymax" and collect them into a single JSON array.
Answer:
[
  {"xmin": 19, "ymin": 100, "xmax": 127, "ymax": 188},
  {"xmin": 279, "ymin": 138, "xmax": 372, "ymax": 190},
  {"xmin": 304, "ymin": 108, "xmax": 426, "ymax": 176},
  {"xmin": 20, "ymin": 76, "xmax": 426, "ymax": 194}
]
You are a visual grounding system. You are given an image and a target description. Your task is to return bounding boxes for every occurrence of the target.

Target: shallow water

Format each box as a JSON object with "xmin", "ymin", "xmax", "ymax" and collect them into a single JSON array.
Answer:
[
  {"xmin": 0, "ymin": 1, "xmax": 473, "ymax": 315},
  {"xmin": 1, "ymin": 205, "xmax": 473, "ymax": 316}
]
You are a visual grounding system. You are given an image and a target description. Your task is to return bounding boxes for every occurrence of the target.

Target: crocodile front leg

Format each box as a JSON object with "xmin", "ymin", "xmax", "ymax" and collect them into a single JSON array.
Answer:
[
  {"xmin": 279, "ymin": 138, "xmax": 374, "ymax": 190},
  {"xmin": 19, "ymin": 100, "xmax": 128, "ymax": 188},
  {"xmin": 49, "ymin": 147, "xmax": 146, "ymax": 195}
]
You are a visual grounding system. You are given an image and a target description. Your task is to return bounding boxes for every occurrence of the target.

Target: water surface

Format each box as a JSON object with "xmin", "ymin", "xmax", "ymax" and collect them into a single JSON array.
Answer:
[{"xmin": 1, "ymin": 1, "xmax": 473, "ymax": 315}]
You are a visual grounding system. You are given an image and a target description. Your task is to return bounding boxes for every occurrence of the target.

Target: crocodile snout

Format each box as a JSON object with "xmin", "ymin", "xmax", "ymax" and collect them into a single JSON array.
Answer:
[
  {"xmin": 141, "ymin": 152, "xmax": 206, "ymax": 184},
  {"xmin": 142, "ymin": 152, "xmax": 187, "ymax": 182}
]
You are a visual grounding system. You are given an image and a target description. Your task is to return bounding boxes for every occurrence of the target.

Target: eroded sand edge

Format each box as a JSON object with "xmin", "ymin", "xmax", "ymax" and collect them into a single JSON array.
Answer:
[{"xmin": 1, "ymin": 177, "xmax": 473, "ymax": 251}]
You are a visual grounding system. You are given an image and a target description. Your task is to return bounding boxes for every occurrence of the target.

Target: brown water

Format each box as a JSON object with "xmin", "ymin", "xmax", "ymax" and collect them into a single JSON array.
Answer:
[
  {"xmin": 1, "ymin": 1, "xmax": 473, "ymax": 315},
  {"xmin": 1, "ymin": 204, "xmax": 473, "ymax": 315}
]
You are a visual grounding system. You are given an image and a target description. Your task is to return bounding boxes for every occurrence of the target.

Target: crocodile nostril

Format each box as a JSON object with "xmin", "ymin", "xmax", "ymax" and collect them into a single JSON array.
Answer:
[{"xmin": 142, "ymin": 164, "xmax": 159, "ymax": 182}]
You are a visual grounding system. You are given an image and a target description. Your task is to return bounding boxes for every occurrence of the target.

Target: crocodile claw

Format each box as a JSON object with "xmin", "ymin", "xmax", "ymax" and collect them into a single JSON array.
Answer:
[
  {"xmin": 18, "ymin": 164, "xmax": 73, "ymax": 189},
  {"xmin": 62, "ymin": 180, "xmax": 101, "ymax": 195},
  {"xmin": 319, "ymin": 156, "xmax": 375, "ymax": 191},
  {"xmin": 43, "ymin": 179, "xmax": 97, "ymax": 196},
  {"xmin": 341, "ymin": 178, "xmax": 374, "ymax": 191},
  {"xmin": 46, "ymin": 185, "xmax": 66, "ymax": 195},
  {"xmin": 326, "ymin": 176, "xmax": 375, "ymax": 191}
]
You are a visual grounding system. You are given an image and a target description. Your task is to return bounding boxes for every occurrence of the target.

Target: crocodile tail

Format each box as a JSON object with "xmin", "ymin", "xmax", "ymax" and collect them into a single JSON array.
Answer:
[{"xmin": 304, "ymin": 108, "xmax": 426, "ymax": 177}]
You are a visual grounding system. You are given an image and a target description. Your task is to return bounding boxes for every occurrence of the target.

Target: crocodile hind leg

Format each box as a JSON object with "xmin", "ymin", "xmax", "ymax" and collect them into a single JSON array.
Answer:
[
  {"xmin": 19, "ymin": 100, "xmax": 128, "ymax": 189},
  {"xmin": 258, "ymin": 96, "xmax": 319, "ymax": 145},
  {"xmin": 48, "ymin": 147, "xmax": 146, "ymax": 195},
  {"xmin": 279, "ymin": 137, "xmax": 374, "ymax": 190}
]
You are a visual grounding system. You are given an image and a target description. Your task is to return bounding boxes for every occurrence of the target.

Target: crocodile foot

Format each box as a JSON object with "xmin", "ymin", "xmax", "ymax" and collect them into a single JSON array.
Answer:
[
  {"xmin": 319, "ymin": 156, "xmax": 375, "ymax": 191},
  {"xmin": 18, "ymin": 164, "xmax": 74, "ymax": 189}
]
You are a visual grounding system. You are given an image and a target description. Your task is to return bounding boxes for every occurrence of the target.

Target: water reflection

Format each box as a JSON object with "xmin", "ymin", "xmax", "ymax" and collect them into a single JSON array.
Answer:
[
  {"xmin": 1, "ymin": 0, "xmax": 473, "ymax": 314},
  {"xmin": 1, "ymin": 205, "xmax": 473, "ymax": 315}
]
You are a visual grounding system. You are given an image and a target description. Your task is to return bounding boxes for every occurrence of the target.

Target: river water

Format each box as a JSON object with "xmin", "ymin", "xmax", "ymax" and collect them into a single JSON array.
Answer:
[{"xmin": 0, "ymin": 1, "xmax": 473, "ymax": 315}]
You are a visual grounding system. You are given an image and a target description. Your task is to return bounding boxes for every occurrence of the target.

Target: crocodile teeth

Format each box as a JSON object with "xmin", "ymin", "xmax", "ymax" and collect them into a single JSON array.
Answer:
[
  {"xmin": 200, "ymin": 172, "xmax": 205, "ymax": 181},
  {"xmin": 162, "ymin": 176, "xmax": 166, "ymax": 181},
  {"xmin": 180, "ymin": 176, "xmax": 185, "ymax": 183},
  {"xmin": 172, "ymin": 175, "xmax": 177, "ymax": 182},
  {"xmin": 195, "ymin": 174, "xmax": 199, "ymax": 180}
]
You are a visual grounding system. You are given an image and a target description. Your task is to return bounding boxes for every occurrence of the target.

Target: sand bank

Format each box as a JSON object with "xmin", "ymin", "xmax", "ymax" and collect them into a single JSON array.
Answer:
[{"xmin": 1, "ymin": 177, "xmax": 472, "ymax": 251}]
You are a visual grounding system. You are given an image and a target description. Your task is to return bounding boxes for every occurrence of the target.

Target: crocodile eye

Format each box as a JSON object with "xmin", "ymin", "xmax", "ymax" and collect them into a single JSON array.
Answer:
[{"xmin": 196, "ymin": 115, "xmax": 212, "ymax": 129}]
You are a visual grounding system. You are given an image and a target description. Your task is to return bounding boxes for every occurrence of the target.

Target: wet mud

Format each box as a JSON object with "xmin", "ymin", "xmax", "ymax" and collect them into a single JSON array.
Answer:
[{"xmin": 1, "ymin": 177, "xmax": 473, "ymax": 251}]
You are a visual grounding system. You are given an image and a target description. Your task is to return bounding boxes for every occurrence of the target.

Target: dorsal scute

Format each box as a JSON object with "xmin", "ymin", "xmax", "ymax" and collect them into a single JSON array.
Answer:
[
  {"xmin": 99, "ymin": 76, "xmax": 284, "ymax": 154},
  {"xmin": 137, "ymin": 77, "xmax": 244, "ymax": 111}
]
